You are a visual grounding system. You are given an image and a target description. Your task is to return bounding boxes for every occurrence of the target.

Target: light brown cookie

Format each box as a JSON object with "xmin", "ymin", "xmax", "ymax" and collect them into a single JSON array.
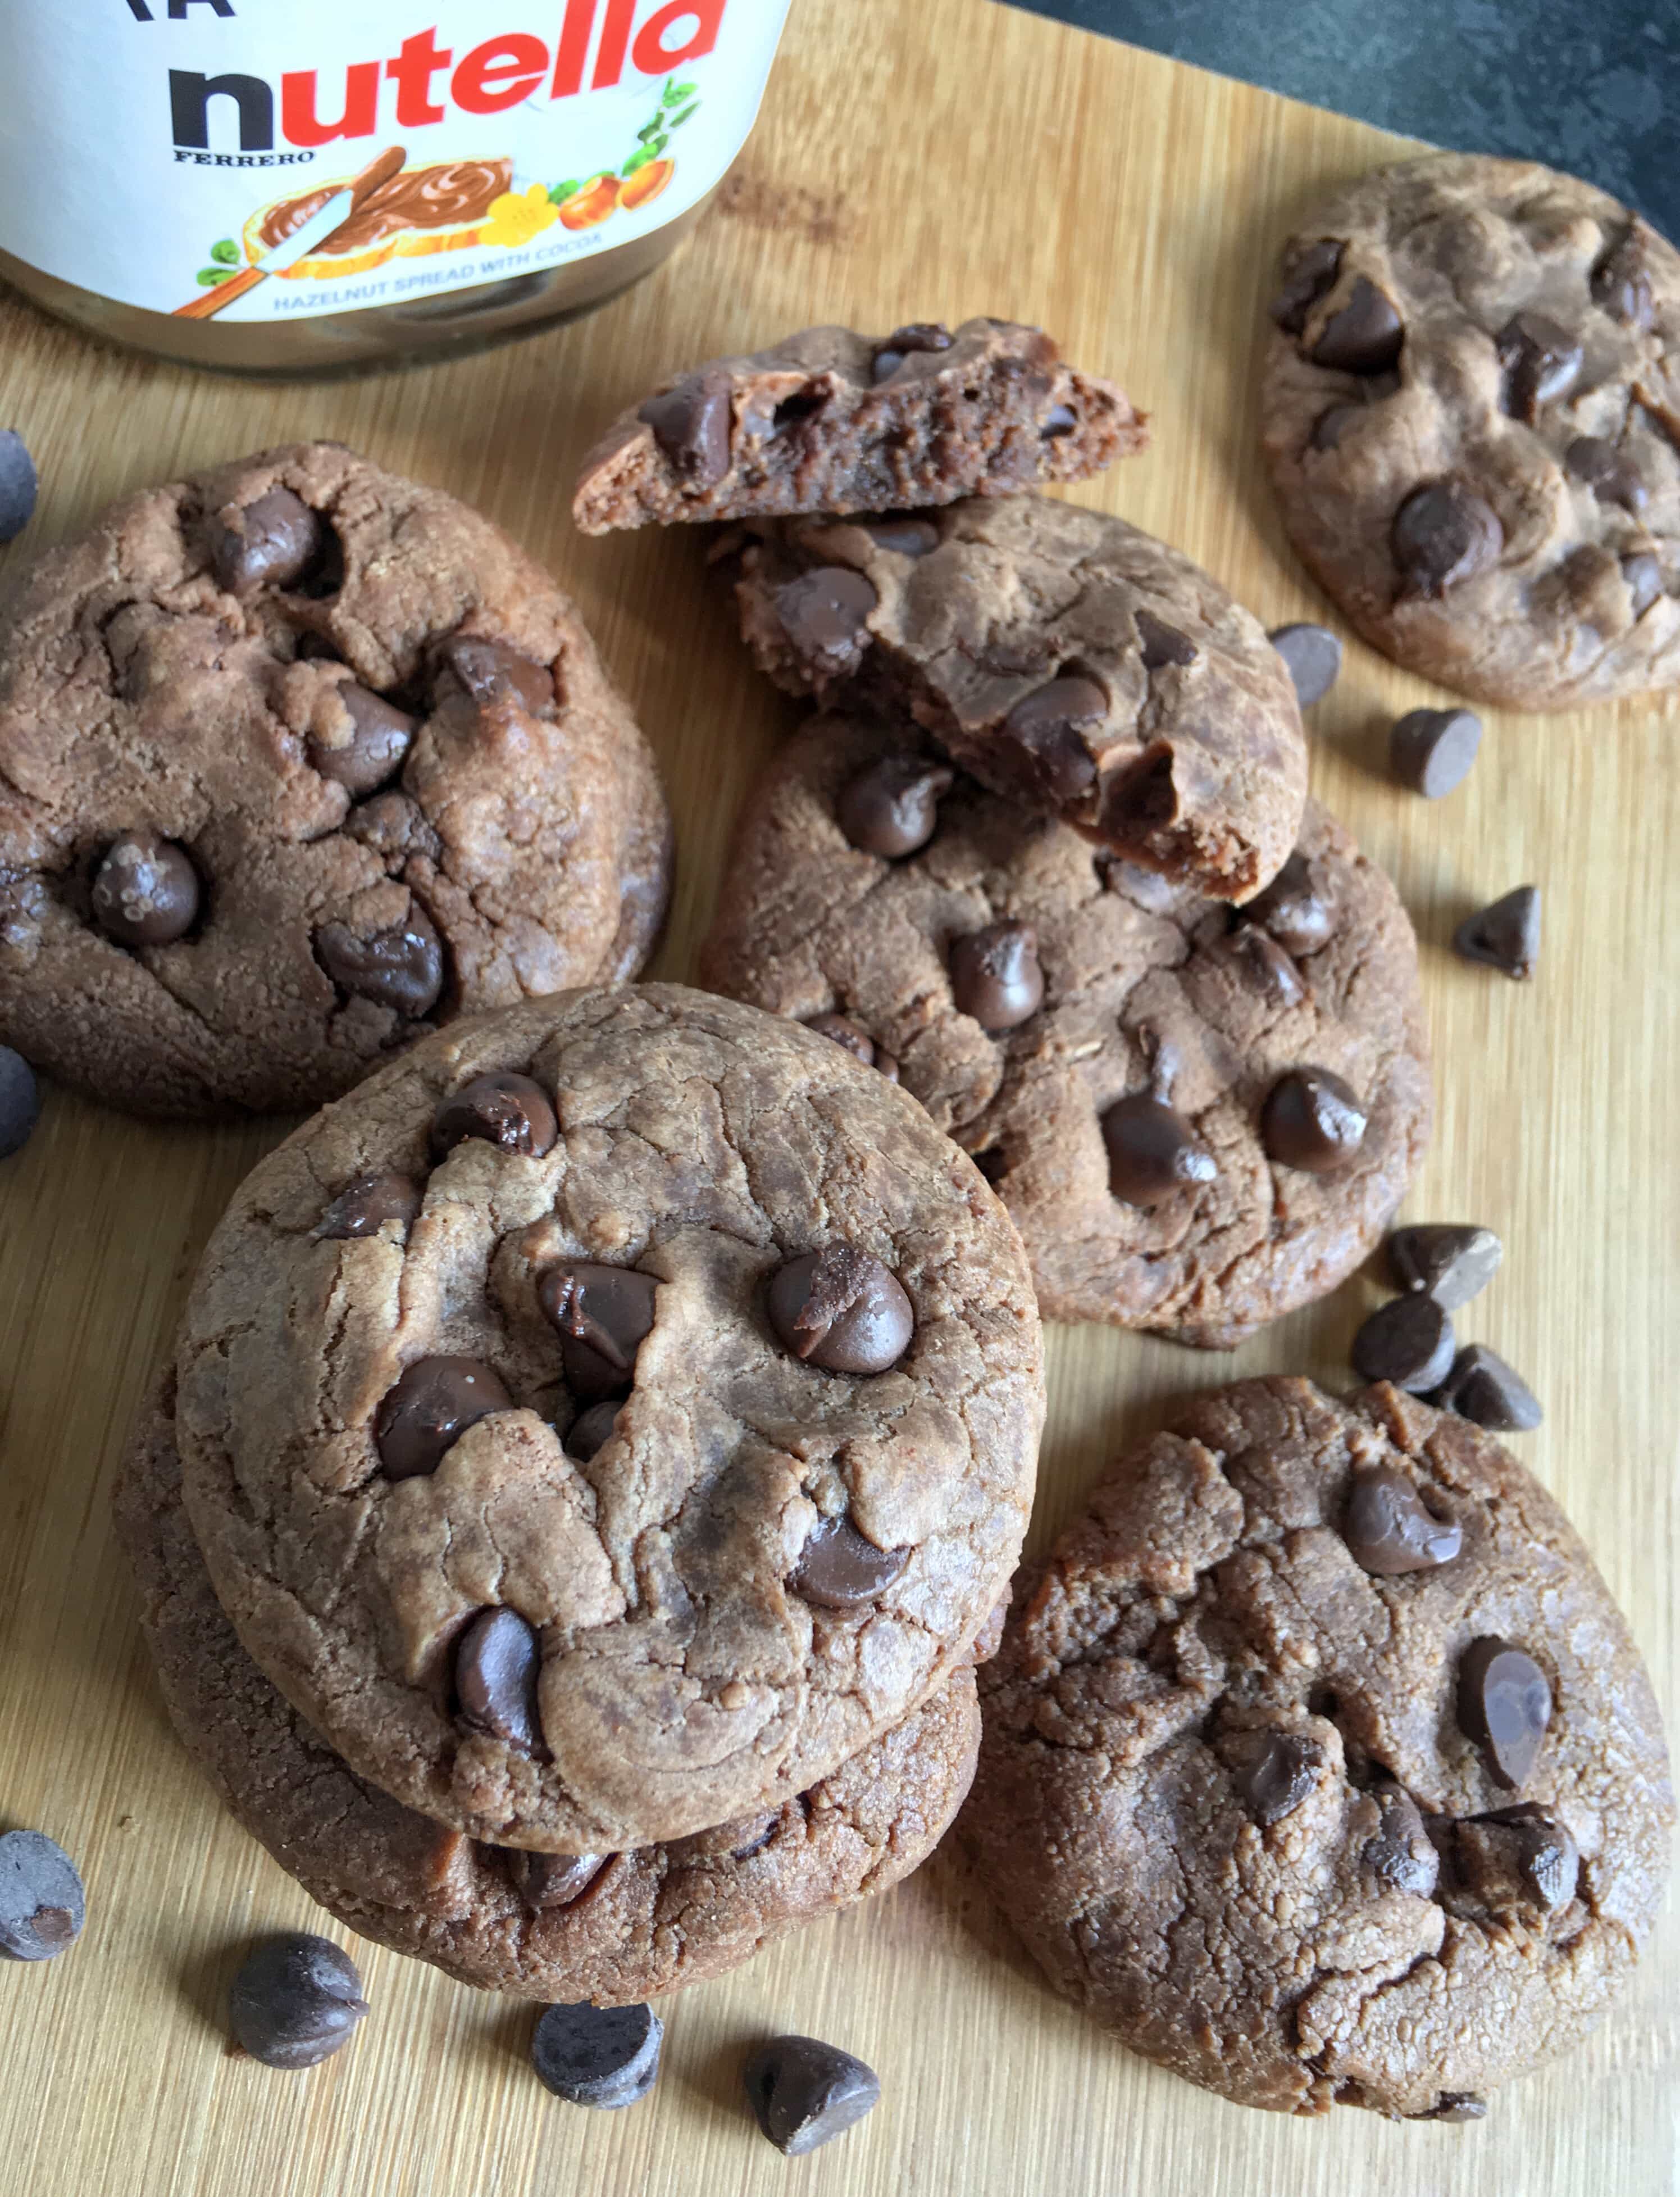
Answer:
[
  {"xmin": 115, "ymin": 1379, "xmax": 981, "ymax": 2004},
  {"xmin": 700, "ymin": 716, "xmax": 1428, "ymax": 1347},
  {"xmin": 1260, "ymin": 153, "xmax": 1680, "ymax": 708},
  {"xmin": 175, "ymin": 984, "xmax": 1043, "ymax": 1853},
  {"xmin": 0, "ymin": 443, "xmax": 671, "ymax": 1116},
  {"xmin": 572, "ymin": 319, "xmax": 1144, "ymax": 533},
  {"xmin": 964, "ymin": 1378, "xmax": 1675, "ymax": 2119}
]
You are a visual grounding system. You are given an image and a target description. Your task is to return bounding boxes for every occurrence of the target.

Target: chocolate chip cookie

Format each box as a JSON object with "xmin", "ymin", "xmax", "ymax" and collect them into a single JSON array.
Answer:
[
  {"xmin": 964, "ymin": 1377, "xmax": 1674, "ymax": 2118},
  {"xmin": 1261, "ymin": 153, "xmax": 1680, "ymax": 709},
  {"xmin": 174, "ymin": 984, "xmax": 1042, "ymax": 1852},
  {"xmin": 700, "ymin": 716, "xmax": 1428, "ymax": 1346},
  {"xmin": 572, "ymin": 319, "xmax": 1145, "ymax": 534},
  {"xmin": 116, "ymin": 1377, "xmax": 981, "ymax": 2003},
  {"xmin": 725, "ymin": 495, "xmax": 1306, "ymax": 897},
  {"xmin": 0, "ymin": 443, "xmax": 671, "ymax": 1116}
]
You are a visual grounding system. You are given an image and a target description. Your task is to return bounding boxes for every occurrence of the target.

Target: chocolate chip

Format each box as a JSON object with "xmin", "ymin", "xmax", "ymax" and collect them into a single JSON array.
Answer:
[
  {"xmin": 0, "ymin": 429, "xmax": 38, "ymax": 543},
  {"xmin": 1413, "ymin": 2094, "xmax": 1489, "ymax": 2123},
  {"xmin": 1591, "ymin": 225, "xmax": 1653, "ymax": 327},
  {"xmin": 1268, "ymin": 622, "xmax": 1342, "ymax": 708},
  {"xmin": 767, "ymin": 1244, "xmax": 914, "ymax": 1375},
  {"xmin": 438, "ymin": 635, "xmax": 554, "ymax": 717},
  {"xmin": 791, "ymin": 1513, "xmax": 910, "ymax": 1608},
  {"xmin": 1566, "ymin": 435, "xmax": 1649, "ymax": 515},
  {"xmin": 1497, "ymin": 311, "xmax": 1582, "ymax": 421},
  {"xmin": 228, "ymin": 1934, "xmax": 368, "ymax": 2068},
  {"xmin": 307, "ymin": 684, "xmax": 416, "ymax": 794},
  {"xmin": 315, "ymin": 903, "xmax": 443, "ymax": 1018},
  {"xmin": 1351, "ymin": 1294, "xmax": 1457, "ymax": 1393},
  {"xmin": 209, "ymin": 486, "xmax": 324, "ymax": 593},
  {"xmin": 871, "ymin": 321, "xmax": 953, "ymax": 381},
  {"xmin": 1342, "ymin": 1465, "xmax": 1463, "ymax": 1576},
  {"xmin": 1454, "ymin": 1804, "xmax": 1578, "ymax": 1914},
  {"xmin": 455, "ymin": 1607, "xmax": 543, "ymax": 1752},
  {"xmin": 538, "ymin": 1262, "xmax": 659, "ymax": 1402},
  {"xmin": 949, "ymin": 919, "xmax": 1043, "ymax": 1030},
  {"xmin": 505, "ymin": 1850, "xmax": 607, "ymax": 1915},
  {"xmin": 1227, "ymin": 1730, "xmax": 1322, "ymax": 1827},
  {"xmin": 0, "ymin": 1830, "xmax": 84, "ymax": 1961},
  {"xmin": 744, "ymin": 2035, "xmax": 881, "ymax": 2155},
  {"xmin": 1228, "ymin": 927, "xmax": 1306, "ymax": 1007},
  {"xmin": 1041, "ymin": 403, "xmax": 1078, "ymax": 436},
  {"xmin": 1389, "ymin": 706, "xmax": 1482, "ymax": 798},
  {"xmin": 1270, "ymin": 239, "xmax": 1343, "ymax": 334},
  {"xmin": 1458, "ymin": 1637, "xmax": 1551, "ymax": 1790},
  {"xmin": 1311, "ymin": 276, "xmax": 1403, "ymax": 372},
  {"xmin": 1392, "ymin": 481, "xmax": 1503, "ymax": 598},
  {"xmin": 727, "ymin": 1814, "xmax": 780, "ymax": 1859},
  {"xmin": 1310, "ymin": 402, "xmax": 1365, "ymax": 451},
  {"xmin": 1436, "ymin": 1343, "xmax": 1543, "ymax": 1431},
  {"xmin": 639, "ymin": 367, "xmax": 733, "ymax": 486},
  {"xmin": 316, "ymin": 1171, "xmax": 422, "ymax": 1241},
  {"xmin": 805, "ymin": 1012, "xmax": 874, "ymax": 1065},
  {"xmin": 1362, "ymin": 1784, "xmax": 1440, "ymax": 1897},
  {"xmin": 1260, "ymin": 1067, "xmax": 1366, "ymax": 1172},
  {"xmin": 564, "ymin": 1399, "xmax": 621, "ymax": 1462},
  {"xmin": 775, "ymin": 567, "xmax": 877, "ymax": 674},
  {"xmin": 534, "ymin": 2002, "xmax": 662, "ymax": 2109},
  {"xmin": 998, "ymin": 676, "xmax": 1105, "ymax": 802},
  {"xmin": 1101, "ymin": 1093, "xmax": 1217, "ymax": 1210},
  {"xmin": 91, "ymin": 831, "xmax": 200, "ymax": 947},
  {"xmin": 374, "ymin": 1355, "xmax": 512, "ymax": 1480},
  {"xmin": 1244, "ymin": 851, "xmax": 1333, "ymax": 957},
  {"xmin": 1135, "ymin": 610, "xmax": 1198, "ymax": 670},
  {"xmin": 0, "ymin": 1046, "xmax": 39, "ymax": 1162},
  {"xmin": 434, "ymin": 1072, "xmax": 558, "ymax": 1158},
  {"xmin": 861, "ymin": 516, "xmax": 939, "ymax": 557},
  {"xmin": 836, "ymin": 755, "xmax": 953, "ymax": 858},
  {"xmin": 1388, "ymin": 1223, "xmax": 1503, "ymax": 1311},
  {"xmin": 1622, "ymin": 550, "xmax": 1664, "ymax": 616},
  {"xmin": 1453, "ymin": 885, "xmax": 1539, "ymax": 980}
]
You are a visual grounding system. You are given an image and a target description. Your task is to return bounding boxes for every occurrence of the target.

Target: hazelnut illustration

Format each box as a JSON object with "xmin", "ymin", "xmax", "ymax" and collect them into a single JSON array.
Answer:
[
  {"xmin": 559, "ymin": 173, "xmax": 621, "ymax": 230},
  {"xmin": 620, "ymin": 160, "xmax": 674, "ymax": 213}
]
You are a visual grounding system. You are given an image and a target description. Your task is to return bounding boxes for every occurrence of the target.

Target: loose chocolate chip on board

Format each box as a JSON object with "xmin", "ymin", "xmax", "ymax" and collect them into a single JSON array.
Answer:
[
  {"xmin": 1311, "ymin": 277, "xmax": 1404, "ymax": 373},
  {"xmin": 638, "ymin": 369, "xmax": 733, "ymax": 485},
  {"xmin": 1389, "ymin": 706, "xmax": 1482, "ymax": 798},
  {"xmin": 999, "ymin": 677, "xmax": 1105, "ymax": 802},
  {"xmin": 775, "ymin": 567, "xmax": 877, "ymax": 672},
  {"xmin": 307, "ymin": 684, "xmax": 416, "ymax": 794},
  {"xmin": 1591, "ymin": 226, "xmax": 1654, "ymax": 327},
  {"xmin": 1458, "ymin": 1637, "xmax": 1552, "ymax": 1790},
  {"xmin": 1391, "ymin": 481, "xmax": 1504, "ymax": 598},
  {"xmin": 1387, "ymin": 1223, "xmax": 1503, "ymax": 1310},
  {"xmin": 1436, "ymin": 1343, "xmax": 1543, "ymax": 1431},
  {"xmin": 1135, "ymin": 609, "xmax": 1198, "ymax": 669},
  {"xmin": 1362, "ymin": 1784, "xmax": 1440, "ymax": 1897},
  {"xmin": 455, "ymin": 1607, "xmax": 543, "ymax": 1752},
  {"xmin": 564, "ymin": 1399, "xmax": 622, "ymax": 1462},
  {"xmin": 315, "ymin": 904, "xmax": 443, "ymax": 1017},
  {"xmin": 505, "ymin": 1850, "xmax": 607, "ymax": 1915},
  {"xmin": 1351, "ymin": 1294, "xmax": 1457, "ymax": 1393},
  {"xmin": 208, "ymin": 487, "xmax": 324, "ymax": 594},
  {"xmin": 532, "ymin": 2001, "xmax": 663, "ymax": 2109},
  {"xmin": 91, "ymin": 832, "xmax": 201, "ymax": 948},
  {"xmin": 316, "ymin": 1171, "xmax": 422, "ymax": 1241},
  {"xmin": 374, "ymin": 1356, "xmax": 512, "ymax": 1480},
  {"xmin": 1342, "ymin": 1466, "xmax": 1463, "ymax": 1576},
  {"xmin": 0, "ymin": 1830, "xmax": 84, "ymax": 1961},
  {"xmin": 1270, "ymin": 239, "xmax": 1344, "ymax": 334},
  {"xmin": 434, "ymin": 1072, "xmax": 558, "ymax": 1157},
  {"xmin": 744, "ymin": 2035, "xmax": 881, "ymax": 2155},
  {"xmin": 438, "ymin": 635, "xmax": 555, "ymax": 717},
  {"xmin": 1226, "ymin": 1730, "xmax": 1323, "ymax": 1827},
  {"xmin": 1413, "ymin": 2094, "xmax": 1490, "ymax": 2124},
  {"xmin": 1268, "ymin": 622, "xmax": 1343, "ymax": 708},
  {"xmin": 1244, "ymin": 850, "xmax": 1333, "ymax": 957},
  {"xmin": 538, "ymin": 1263, "xmax": 658, "ymax": 1401},
  {"xmin": 835, "ymin": 756, "xmax": 953, "ymax": 857},
  {"xmin": 767, "ymin": 1245, "xmax": 914, "ymax": 1375},
  {"xmin": 1565, "ymin": 435, "xmax": 1649, "ymax": 514},
  {"xmin": 0, "ymin": 1046, "xmax": 39, "ymax": 1162},
  {"xmin": 228, "ymin": 1934, "xmax": 368, "ymax": 2069},
  {"xmin": 791, "ymin": 1514, "xmax": 910, "ymax": 1608},
  {"xmin": 860, "ymin": 515, "xmax": 940, "ymax": 557},
  {"xmin": 1101, "ymin": 1092, "xmax": 1217, "ymax": 1209},
  {"xmin": 1260, "ymin": 1067, "xmax": 1366, "ymax": 1172},
  {"xmin": 871, "ymin": 321, "xmax": 953, "ymax": 381},
  {"xmin": 0, "ymin": 429, "xmax": 38, "ymax": 543},
  {"xmin": 948, "ymin": 920, "xmax": 1044, "ymax": 1030},
  {"xmin": 1453, "ymin": 885, "xmax": 1540, "ymax": 979},
  {"xmin": 1496, "ymin": 312, "xmax": 1583, "ymax": 422}
]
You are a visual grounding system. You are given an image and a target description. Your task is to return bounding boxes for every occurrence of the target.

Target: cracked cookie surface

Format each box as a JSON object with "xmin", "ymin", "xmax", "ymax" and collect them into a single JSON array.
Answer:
[
  {"xmin": 0, "ymin": 442, "xmax": 671, "ymax": 1116},
  {"xmin": 116, "ymin": 1378, "xmax": 981, "ymax": 2004},
  {"xmin": 175, "ymin": 984, "xmax": 1042, "ymax": 1853},
  {"xmin": 963, "ymin": 1377, "xmax": 1674, "ymax": 2118},
  {"xmin": 700, "ymin": 716, "xmax": 1428, "ymax": 1345},
  {"xmin": 1261, "ymin": 153, "xmax": 1680, "ymax": 708}
]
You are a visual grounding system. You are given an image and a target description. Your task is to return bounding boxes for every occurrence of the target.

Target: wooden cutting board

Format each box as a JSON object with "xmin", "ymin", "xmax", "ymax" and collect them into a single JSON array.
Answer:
[{"xmin": 0, "ymin": 2, "xmax": 1674, "ymax": 2191}]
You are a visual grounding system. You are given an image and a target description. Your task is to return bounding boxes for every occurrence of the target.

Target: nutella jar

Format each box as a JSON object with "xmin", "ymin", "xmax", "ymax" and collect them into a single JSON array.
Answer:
[{"xmin": 0, "ymin": 0, "xmax": 790, "ymax": 375}]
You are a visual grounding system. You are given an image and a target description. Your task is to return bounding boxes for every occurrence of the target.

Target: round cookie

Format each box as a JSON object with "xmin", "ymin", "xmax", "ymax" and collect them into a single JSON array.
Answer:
[
  {"xmin": 115, "ymin": 1379, "xmax": 981, "ymax": 2003},
  {"xmin": 0, "ymin": 442, "xmax": 671, "ymax": 1116},
  {"xmin": 964, "ymin": 1377, "xmax": 1676, "ymax": 2119},
  {"xmin": 174, "ymin": 984, "xmax": 1043, "ymax": 1853},
  {"xmin": 1260, "ymin": 153, "xmax": 1680, "ymax": 709},
  {"xmin": 699, "ymin": 715, "xmax": 1429, "ymax": 1347}
]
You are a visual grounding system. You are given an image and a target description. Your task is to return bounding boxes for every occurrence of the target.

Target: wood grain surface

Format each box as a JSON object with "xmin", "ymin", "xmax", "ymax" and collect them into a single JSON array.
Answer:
[{"xmin": 0, "ymin": 2, "xmax": 1674, "ymax": 2191}]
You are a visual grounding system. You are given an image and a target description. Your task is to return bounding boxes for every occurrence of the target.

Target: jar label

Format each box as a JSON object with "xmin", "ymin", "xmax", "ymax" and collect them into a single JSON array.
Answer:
[{"xmin": 0, "ymin": 0, "xmax": 789, "ymax": 321}]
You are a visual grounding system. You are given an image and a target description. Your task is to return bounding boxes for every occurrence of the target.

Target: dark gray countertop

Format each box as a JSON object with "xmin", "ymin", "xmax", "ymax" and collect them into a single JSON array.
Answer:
[{"xmin": 1017, "ymin": 1, "xmax": 1678, "ymax": 238}]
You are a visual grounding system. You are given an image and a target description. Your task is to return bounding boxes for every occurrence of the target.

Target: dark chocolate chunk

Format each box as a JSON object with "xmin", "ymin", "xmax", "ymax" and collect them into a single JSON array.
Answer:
[
  {"xmin": 455, "ymin": 1607, "xmax": 543, "ymax": 1752},
  {"xmin": 1244, "ymin": 850, "xmax": 1333, "ymax": 957},
  {"xmin": 1350, "ymin": 1294, "xmax": 1456, "ymax": 1393},
  {"xmin": 0, "ymin": 1046, "xmax": 39, "ymax": 1162},
  {"xmin": 1453, "ymin": 885, "xmax": 1539, "ymax": 980},
  {"xmin": 639, "ymin": 368, "xmax": 733, "ymax": 486},
  {"xmin": 434, "ymin": 1072, "xmax": 558, "ymax": 1158},
  {"xmin": 316, "ymin": 1171, "xmax": 423, "ymax": 1241},
  {"xmin": 532, "ymin": 2000, "xmax": 663, "ymax": 2109},
  {"xmin": 1387, "ymin": 1223, "xmax": 1502, "ymax": 1311},
  {"xmin": 1226, "ymin": 1730, "xmax": 1322, "ymax": 1827},
  {"xmin": 860, "ymin": 516, "xmax": 940, "ymax": 557},
  {"xmin": 1454, "ymin": 1804, "xmax": 1578, "ymax": 1915},
  {"xmin": 0, "ymin": 1830, "xmax": 84, "ymax": 1961},
  {"xmin": 999, "ymin": 676, "xmax": 1105, "ymax": 801},
  {"xmin": 1362, "ymin": 1784, "xmax": 1440, "ymax": 1898},
  {"xmin": 1389, "ymin": 706, "xmax": 1482, "ymax": 799},
  {"xmin": 1496, "ymin": 312, "xmax": 1582, "ymax": 421},
  {"xmin": 438, "ymin": 635, "xmax": 554, "ymax": 718},
  {"xmin": 948, "ymin": 920, "xmax": 1044, "ymax": 1030},
  {"xmin": 374, "ymin": 1355, "xmax": 512, "ymax": 1480},
  {"xmin": 1101, "ymin": 1092, "xmax": 1217, "ymax": 1209},
  {"xmin": 1041, "ymin": 403, "xmax": 1078, "ymax": 436},
  {"xmin": 775, "ymin": 567, "xmax": 877, "ymax": 673},
  {"xmin": 1268, "ymin": 622, "xmax": 1342, "ymax": 708},
  {"xmin": 1135, "ymin": 609, "xmax": 1198, "ymax": 669},
  {"xmin": 1565, "ymin": 435, "xmax": 1649, "ymax": 515},
  {"xmin": 1270, "ymin": 239, "xmax": 1344, "ymax": 334},
  {"xmin": 835, "ymin": 755, "xmax": 953, "ymax": 858},
  {"xmin": 1413, "ymin": 2094, "xmax": 1489, "ymax": 2123},
  {"xmin": 315, "ymin": 903, "xmax": 443, "ymax": 1018},
  {"xmin": 803, "ymin": 1012, "xmax": 897, "ymax": 1080},
  {"xmin": 1622, "ymin": 550, "xmax": 1665, "ymax": 617},
  {"xmin": 91, "ymin": 832, "xmax": 200, "ymax": 948},
  {"xmin": 1260, "ymin": 1067, "xmax": 1366, "ymax": 1173},
  {"xmin": 0, "ymin": 429, "xmax": 38, "ymax": 543},
  {"xmin": 1436, "ymin": 1343, "xmax": 1543, "ymax": 1431},
  {"xmin": 1311, "ymin": 276, "xmax": 1404, "ymax": 373},
  {"xmin": 1342, "ymin": 1466, "xmax": 1463, "ymax": 1576},
  {"xmin": 871, "ymin": 322, "xmax": 953, "ymax": 381},
  {"xmin": 538, "ymin": 1262, "xmax": 659, "ymax": 1402},
  {"xmin": 1392, "ymin": 481, "xmax": 1503, "ymax": 598},
  {"xmin": 307, "ymin": 684, "xmax": 416, "ymax": 795},
  {"xmin": 791, "ymin": 1513, "xmax": 910, "ymax": 1608},
  {"xmin": 227, "ymin": 1934, "xmax": 368, "ymax": 2068},
  {"xmin": 1591, "ymin": 225, "xmax": 1654, "ymax": 327},
  {"xmin": 209, "ymin": 487, "xmax": 323, "ymax": 593},
  {"xmin": 506, "ymin": 1850, "xmax": 607, "ymax": 1915},
  {"xmin": 1228, "ymin": 927, "xmax": 1306, "ymax": 1007},
  {"xmin": 564, "ymin": 1399, "xmax": 621, "ymax": 1462},
  {"xmin": 1310, "ymin": 402, "xmax": 1365, "ymax": 451},
  {"xmin": 1458, "ymin": 1637, "xmax": 1551, "ymax": 1790},
  {"xmin": 744, "ymin": 2035, "xmax": 881, "ymax": 2155},
  {"xmin": 767, "ymin": 1244, "xmax": 913, "ymax": 1375}
]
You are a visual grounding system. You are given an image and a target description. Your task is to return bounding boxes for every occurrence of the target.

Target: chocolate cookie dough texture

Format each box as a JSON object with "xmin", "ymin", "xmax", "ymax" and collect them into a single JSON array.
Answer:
[
  {"xmin": 571, "ymin": 317, "xmax": 1146, "ymax": 534},
  {"xmin": 0, "ymin": 443, "xmax": 671, "ymax": 1116},
  {"xmin": 702, "ymin": 717, "xmax": 1428, "ymax": 1345},
  {"xmin": 965, "ymin": 1378, "xmax": 1674, "ymax": 2119},
  {"xmin": 1261, "ymin": 152, "xmax": 1680, "ymax": 709}
]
